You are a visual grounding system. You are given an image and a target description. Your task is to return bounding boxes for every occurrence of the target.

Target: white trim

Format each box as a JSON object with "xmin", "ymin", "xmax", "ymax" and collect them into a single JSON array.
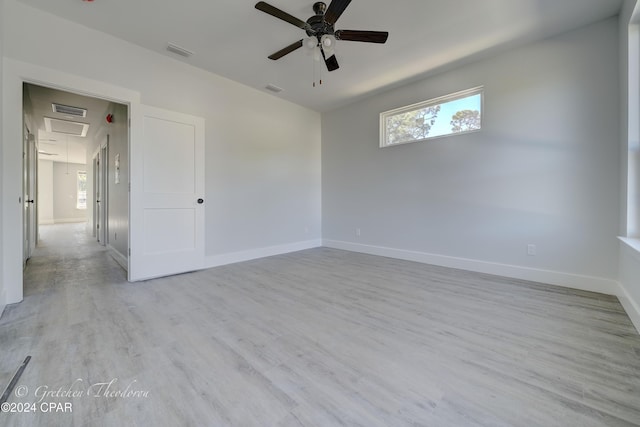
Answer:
[
  {"xmin": 380, "ymin": 86, "xmax": 484, "ymax": 147},
  {"xmin": 618, "ymin": 240, "xmax": 640, "ymax": 334},
  {"xmin": 38, "ymin": 220, "xmax": 55, "ymax": 225},
  {"xmin": 619, "ymin": 236, "xmax": 640, "ymax": 261},
  {"xmin": 322, "ymin": 239, "xmax": 619, "ymax": 295},
  {"xmin": 617, "ymin": 282, "xmax": 640, "ymax": 334},
  {"xmin": 107, "ymin": 244, "xmax": 128, "ymax": 272},
  {"xmin": 204, "ymin": 239, "xmax": 322, "ymax": 269}
]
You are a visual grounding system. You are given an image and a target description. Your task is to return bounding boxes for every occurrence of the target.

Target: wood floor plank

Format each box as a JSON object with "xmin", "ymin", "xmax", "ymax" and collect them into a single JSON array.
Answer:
[{"xmin": 1, "ymin": 223, "xmax": 639, "ymax": 426}]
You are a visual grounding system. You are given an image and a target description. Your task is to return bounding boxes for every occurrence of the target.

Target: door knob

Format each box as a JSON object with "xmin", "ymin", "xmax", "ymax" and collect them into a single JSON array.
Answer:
[
  {"xmin": 27, "ymin": 200, "xmax": 34, "ymax": 204},
  {"xmin": 197, "ymin": 198, "xmax": 204, "ymax": 204}
]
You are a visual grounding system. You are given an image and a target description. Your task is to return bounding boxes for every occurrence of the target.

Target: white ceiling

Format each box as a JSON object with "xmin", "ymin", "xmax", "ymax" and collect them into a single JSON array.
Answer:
[
  {"xmin": 17, "ymin": 0, "xmax": 623, "ymax": 112},
  {"xmin": 25, "ymin": 83, "xmax": 112, "ymax": 164}
]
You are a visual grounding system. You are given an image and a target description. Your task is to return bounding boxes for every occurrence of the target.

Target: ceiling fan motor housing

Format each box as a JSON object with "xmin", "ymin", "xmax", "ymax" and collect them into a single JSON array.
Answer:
[
  {"xmin": 312, "ymin": 2, "xmax": 326, "ymax": 15},
  {"xmin": 306, "ymin": 2, "xmax": 334, "ymax": 38}
]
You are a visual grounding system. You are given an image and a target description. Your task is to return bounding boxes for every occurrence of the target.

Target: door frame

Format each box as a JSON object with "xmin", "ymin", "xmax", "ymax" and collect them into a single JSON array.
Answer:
[
  {"xmin": 92, "ymin": 152, "xmax": 99, "ymax": 238},
  {"xmin": 92, "ymin": 138, "xmax": 109, "ymax": 245},
  {"xmin": 2, "ymin": 58, "xmax": 141, "ymax": 304},
  {"xmin": 22, "ymin": 129, "xmax": 37, "ymax": 265}
]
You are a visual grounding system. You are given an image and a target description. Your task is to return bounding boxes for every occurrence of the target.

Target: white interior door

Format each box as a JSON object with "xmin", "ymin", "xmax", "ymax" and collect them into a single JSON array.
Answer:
[{"xmin": 129, "ymin": 105, "xmax": 205, "ymax": 281}]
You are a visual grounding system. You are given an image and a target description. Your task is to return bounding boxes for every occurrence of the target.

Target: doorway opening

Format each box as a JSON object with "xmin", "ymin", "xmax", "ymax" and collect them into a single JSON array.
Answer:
[{"xmin": 22, "ymin": 82, "xmax": 129, "ymax": 275}]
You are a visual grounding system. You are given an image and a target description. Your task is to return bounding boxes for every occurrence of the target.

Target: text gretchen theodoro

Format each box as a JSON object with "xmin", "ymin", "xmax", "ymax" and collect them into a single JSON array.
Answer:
[{"xmin": 23, "ymin": 378, "xmax": 150, "ymax": 403}]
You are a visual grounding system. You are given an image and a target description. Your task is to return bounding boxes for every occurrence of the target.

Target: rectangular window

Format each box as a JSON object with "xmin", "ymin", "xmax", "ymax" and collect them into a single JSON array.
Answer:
[
  {"xmin": 76, "ymin": 171, "xmax": 87, "ymax": 210},
  {"xmin": 380, "ymin": 86, "xmax": 483, "ymax": 147}
]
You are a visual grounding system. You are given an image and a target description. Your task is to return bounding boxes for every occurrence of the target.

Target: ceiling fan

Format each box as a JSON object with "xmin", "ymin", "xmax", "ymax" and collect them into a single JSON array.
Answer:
[{"xmin": 255, "ymin": 0, "xmax": 389, "ymax": 72}]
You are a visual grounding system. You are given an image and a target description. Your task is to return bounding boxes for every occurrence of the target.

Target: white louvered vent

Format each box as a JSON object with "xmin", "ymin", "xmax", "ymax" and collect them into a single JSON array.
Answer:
[
  {"xmin": 167, "ymin": 43, "xmax": 194, "ymax": 58},
  {"xmin": 52, "ymin": 103, "xmax": 87, "ymax": 117},
  {"xmin": 265, "ymin": 84, "xmax": 284, "ymax": 93},
  {"xmin": 44, "ymin": 117, "xmax": 90, "ymax": 137}
]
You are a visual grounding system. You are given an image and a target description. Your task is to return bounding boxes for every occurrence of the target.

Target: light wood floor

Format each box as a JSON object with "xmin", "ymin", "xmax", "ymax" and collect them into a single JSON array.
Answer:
[{"xmin": 1, "ymin": 223, "xmax": 639, "ymax": 426}]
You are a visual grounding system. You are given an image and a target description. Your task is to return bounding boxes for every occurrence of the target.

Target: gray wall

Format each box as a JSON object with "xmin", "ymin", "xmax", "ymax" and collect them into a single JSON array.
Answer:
[
  {"xmin": 107, "ymin": 103, "xmax": 128, "ymax": 257},
  {"xmin": 37, "ymin": 159, "xmax": 53, "ymax": 224},
  {"xmin": 85, "ymin": 102, "xmax": 127, "ymax": 259},
  {"xmin": 0, "ymin": 0, "xmax": 4, "ymax": 311},
  {"xmin": 52, "ymin": 162, "xmax": 87, "ymax": 223},
  {"xmin": 322, "ymin": 17, "xmax": 620, "ymax": 281}
]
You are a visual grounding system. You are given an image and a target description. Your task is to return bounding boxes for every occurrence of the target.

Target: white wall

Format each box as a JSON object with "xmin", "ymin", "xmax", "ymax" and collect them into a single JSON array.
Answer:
[
  {"xmin": 619, "ymin": 0, "xmax": 640, "ymax": 331},
  {"xmin": 5, "ymin": 0, "xmax": 321, "ymax": 254},
  {"xmin": 322, "ymin": 18, "xmax": 621, "ymax": 293},
  {"xmin": 0, "ymin": 0, "xmax": 5, "ymax": 314},
  {"xmin": 37, "ymin": 159, "xmax": 53, "ymax": 224},
  {"xmin": 1, "ymin": 0, "xmax": 321, "ymax": 302}
]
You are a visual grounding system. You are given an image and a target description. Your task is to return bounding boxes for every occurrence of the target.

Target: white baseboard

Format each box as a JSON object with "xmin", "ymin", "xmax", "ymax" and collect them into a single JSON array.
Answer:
[
  {"xmin": 38, "ymin": 219, "xmax": 54, "ymax": 225},
  {"xmin": 618, "ymin": 238, "xmax": 640, "ymax": 334},
  {"xmin": 617, "ymin": 283, "xmax": 640, "ymax": 334},
  {"xmin": 107, "ymin": 244, "xmax": 128, "ymax": 271},
  {"xmin": 322, "ymin": 239, "xmax": 620, "ymax": 296},
  {"xmin": 204, "ymin": 239, "xmax": 322, "ymax": 269}
]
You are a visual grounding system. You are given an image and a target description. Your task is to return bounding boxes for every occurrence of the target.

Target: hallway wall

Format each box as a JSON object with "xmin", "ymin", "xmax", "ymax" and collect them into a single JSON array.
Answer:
[
  {"xmin": 87, "ymin": 102, "xmax": 128, "ymax": 260},
  {"xmin": 51, "ymin": 162, "xmax": 87, "ymax": 223},
  {"xmin": 38, "ymin": 160, "xmax": 88, "ymax": 224},
  {"xmin": 37, "ymin": 159, "xmax": 53, "ymax": 224}
]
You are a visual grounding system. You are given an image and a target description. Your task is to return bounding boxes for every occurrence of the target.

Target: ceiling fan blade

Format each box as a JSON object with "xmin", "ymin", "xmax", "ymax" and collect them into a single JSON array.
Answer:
[
  {"xmin": 321, "ymin": 49, "xmax": 340, "ymax": 72},
  {"xmin": 268, "ymin": 40, "xmax": 304, "ymax": 60},
  {"xmin": 335, "ymin": 30, "xmax": 389, "ymax": 44},
  {"xmin": 324, "ymin": 0, "xmax": 352, "ymax": 25},
  {"xmin": 255, "ymin": 2, "xmax": 310, "ymax": 30}
]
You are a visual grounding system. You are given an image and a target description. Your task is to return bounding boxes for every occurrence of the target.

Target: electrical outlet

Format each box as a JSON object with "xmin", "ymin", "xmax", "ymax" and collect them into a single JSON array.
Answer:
[
  {"xmin": 355, "ymin": 228, "xmax": 361, "ymax": 237},
  {"xmin": 527, "ymin": 244, "xmax": 536, "ymax": 256}
]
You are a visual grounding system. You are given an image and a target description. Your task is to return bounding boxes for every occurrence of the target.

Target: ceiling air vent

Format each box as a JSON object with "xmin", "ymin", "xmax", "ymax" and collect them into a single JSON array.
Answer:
[
  {"xmin": 167, "ymin": 43, "xmax": 193, "ymax": 58},
  {"xmin": 44, "ymin": 117, "xmax": 90, "ymax": 137},
  {"xmin": 265, "ymin": 84, "xmax": 284, "ymax": 93},
  {"xmin": 52, "ymin": 103, "xmax": 87, "ymax": 117}
]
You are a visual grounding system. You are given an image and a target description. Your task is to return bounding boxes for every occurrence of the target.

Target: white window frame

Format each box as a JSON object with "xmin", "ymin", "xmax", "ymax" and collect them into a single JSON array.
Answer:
[
  {"xmin": 76, "ymin": 170, "xmax": 87, "ymax": 210},
  {"xmin": 380, "ymin": 86, "xmax": 484, "ymax": 148}
]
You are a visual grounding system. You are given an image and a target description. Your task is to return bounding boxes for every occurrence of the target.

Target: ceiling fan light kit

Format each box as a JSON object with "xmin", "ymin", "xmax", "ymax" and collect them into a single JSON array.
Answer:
[{"xmin": 255, "ymin": 0, "xmax": 389, "ymax": 73}]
